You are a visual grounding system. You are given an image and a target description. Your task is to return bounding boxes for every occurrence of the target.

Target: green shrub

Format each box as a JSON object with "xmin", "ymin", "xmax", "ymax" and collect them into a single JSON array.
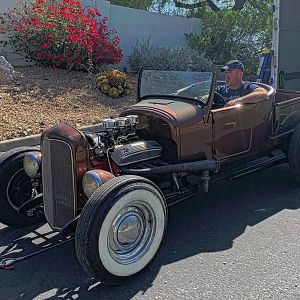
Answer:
[
  {"xmin": 128, "ymin": 38, "xmax": 213, "ymax": 73},
  {"xmin": 185, "ymin": 7, "xmax": 272, "ymax": 79}
]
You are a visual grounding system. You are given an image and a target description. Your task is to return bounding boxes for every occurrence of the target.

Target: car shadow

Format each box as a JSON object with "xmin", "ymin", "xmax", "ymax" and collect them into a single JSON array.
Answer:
[{"xmin": 0, "ymin": 163, "xmax": 299, "ymax": 299}]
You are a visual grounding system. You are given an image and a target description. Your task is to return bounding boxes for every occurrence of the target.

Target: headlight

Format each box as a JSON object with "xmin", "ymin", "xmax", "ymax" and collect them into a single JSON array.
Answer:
[
  {"xmin": 82, "ymin": 170, "xmax": 115, "ymax": 198},
  {"xmin": 23, "ymin": 152, "xmax": 41, "ymax": 178}
]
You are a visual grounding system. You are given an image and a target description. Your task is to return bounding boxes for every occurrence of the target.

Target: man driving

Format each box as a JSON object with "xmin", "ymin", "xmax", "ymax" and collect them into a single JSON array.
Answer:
[{"xmin": 214, "ymin": 60, "xmax": 268, "ymax": 108}]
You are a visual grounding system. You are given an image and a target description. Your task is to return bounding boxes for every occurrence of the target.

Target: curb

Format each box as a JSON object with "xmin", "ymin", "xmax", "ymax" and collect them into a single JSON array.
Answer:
[{"xmin": 0, "ymin": 124, "xmax": 102, "ymax": 152}]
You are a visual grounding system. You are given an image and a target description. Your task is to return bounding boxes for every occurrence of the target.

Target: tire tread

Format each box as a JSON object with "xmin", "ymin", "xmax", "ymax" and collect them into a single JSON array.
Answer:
[{"xmin": 288, "ymin": 129, "xmax": 300, "ymax": 183}]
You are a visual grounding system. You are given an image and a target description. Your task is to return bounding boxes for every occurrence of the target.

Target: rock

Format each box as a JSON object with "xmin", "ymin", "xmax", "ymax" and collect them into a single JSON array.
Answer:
[
  {"xmin": 11, "ymin": 86, "xmax": 22, "ymax": 92},
  {"xmin": 0, "ymin": 56, "xmax": 15, "ymax": 83}
]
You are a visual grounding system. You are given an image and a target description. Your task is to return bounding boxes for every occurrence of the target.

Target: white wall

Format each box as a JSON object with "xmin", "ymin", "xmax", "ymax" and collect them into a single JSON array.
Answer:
[{"xmin": 0, "ymin": 0, "xmax": 202, "ymax": 68}]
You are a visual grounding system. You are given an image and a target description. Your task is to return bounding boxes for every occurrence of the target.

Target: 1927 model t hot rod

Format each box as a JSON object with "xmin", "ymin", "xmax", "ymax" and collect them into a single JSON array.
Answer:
[{"xmin": 0, "ymin": 70, "xmax": 300, "ymax": 284}]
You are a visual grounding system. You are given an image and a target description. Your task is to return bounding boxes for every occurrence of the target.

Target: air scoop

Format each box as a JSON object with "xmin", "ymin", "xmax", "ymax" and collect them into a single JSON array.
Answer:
[{"xmin": 111, "ymin": 140, "xmax": 162, "ymax": 166}]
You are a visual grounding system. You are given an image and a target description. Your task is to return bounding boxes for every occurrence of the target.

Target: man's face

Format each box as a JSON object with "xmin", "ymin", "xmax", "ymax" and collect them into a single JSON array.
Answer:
[{"xmin": 224, "ymin": 69, "xmax": 243, "ymax": 87}]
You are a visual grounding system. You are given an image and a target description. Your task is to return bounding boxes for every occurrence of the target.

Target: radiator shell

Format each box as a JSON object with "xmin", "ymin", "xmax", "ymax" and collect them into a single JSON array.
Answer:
[{"xmin": 41, "ymin": 124, "xmax": 89, "ymax": 230}]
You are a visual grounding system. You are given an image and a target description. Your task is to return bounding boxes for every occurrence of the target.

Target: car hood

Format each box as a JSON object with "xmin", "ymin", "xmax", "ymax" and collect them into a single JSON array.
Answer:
[{"xmin": 121, "ymin": 98, "xmax": 204, "ymax": 126}]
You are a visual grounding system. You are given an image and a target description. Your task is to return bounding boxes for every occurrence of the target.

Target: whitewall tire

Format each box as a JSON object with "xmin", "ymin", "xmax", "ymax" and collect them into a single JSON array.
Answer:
[{"xmin": 75, "ymin": 175, "xmax": 167, "ymax": 285}]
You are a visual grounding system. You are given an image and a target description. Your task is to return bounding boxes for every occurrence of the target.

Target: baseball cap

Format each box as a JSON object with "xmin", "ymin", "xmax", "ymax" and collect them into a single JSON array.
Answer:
[{"xmin": 221, "ymin": 60, "xmax": 244, "ymax": 72}]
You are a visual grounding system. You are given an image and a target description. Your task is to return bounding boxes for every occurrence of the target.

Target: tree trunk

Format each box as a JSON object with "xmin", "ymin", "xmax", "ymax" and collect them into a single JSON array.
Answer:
[
  {"xmin": 233, "ymin": 0, "xmax": 247, "ymax": 10},
  {"xmin": 173, "ymin": 0, "xmax": 248, "ymax": 11},
  {"xmin": 173, "ymin": 0, "xmax": 220, "ymax": 12}
]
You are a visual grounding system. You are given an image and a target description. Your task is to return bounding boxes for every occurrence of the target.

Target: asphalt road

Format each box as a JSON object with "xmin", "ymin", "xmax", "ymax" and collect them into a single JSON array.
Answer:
[{"xmin": 0, "ymin": 163, "xmax": 300, "ymax": 300}]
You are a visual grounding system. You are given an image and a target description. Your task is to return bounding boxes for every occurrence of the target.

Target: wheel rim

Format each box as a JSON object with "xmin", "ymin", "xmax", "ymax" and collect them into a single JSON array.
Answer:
[
  {"xmin": 6, "ymin": 169, "xmax": 33, "ymax": 210},
  {"xmin": 107, "ymin": 201, "xmax": 156, "ymax": 265}
]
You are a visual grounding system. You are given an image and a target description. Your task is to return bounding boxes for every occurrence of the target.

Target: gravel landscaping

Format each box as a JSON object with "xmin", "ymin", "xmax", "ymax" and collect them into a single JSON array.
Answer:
[{"xmin": 0, "ymin": 66, "xmax": 138, "ymax": 141}]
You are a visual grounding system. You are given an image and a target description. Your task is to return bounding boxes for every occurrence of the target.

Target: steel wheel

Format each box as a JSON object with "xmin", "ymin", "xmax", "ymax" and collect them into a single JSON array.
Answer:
[
  {"xmin": 107, "ymin": 201, "xmax": 156, "ymax": 265},
  {"xmin": 7, "ymin": 169, "xmax": 34, "ymax": 210}
]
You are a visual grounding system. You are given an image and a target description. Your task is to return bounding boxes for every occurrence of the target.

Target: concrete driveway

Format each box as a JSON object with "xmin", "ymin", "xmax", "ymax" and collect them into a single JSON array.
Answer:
[{"xmin": 0, "ymin": 163, "xmax": 300, "ymax": 300}]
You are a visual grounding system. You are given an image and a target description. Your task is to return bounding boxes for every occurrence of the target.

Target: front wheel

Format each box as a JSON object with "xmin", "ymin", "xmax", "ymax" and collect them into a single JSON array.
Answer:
[{"xmin": 75, "ymin": 175, "xmax": 167, "ymax": 285}]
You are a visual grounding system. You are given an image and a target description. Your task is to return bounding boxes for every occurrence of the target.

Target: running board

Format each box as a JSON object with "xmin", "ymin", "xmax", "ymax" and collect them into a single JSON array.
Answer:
[
  {"xmin": 227, "ymin": 153, "xmax": 287, "ymax": 180},
  {"xmin": 166, "ymin": 191, "xmax": 198, "ymax": 208}
]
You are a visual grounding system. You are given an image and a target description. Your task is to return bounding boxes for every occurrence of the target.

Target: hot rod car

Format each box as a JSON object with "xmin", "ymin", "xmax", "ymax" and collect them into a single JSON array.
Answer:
[{"xmin": 0, "ymin": 70, "xmax": 300, "ymax": 284}]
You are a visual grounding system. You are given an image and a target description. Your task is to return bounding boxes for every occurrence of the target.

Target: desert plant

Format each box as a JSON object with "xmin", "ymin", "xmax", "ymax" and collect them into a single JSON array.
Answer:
[
  {"xmin": 128, "ymin": 37, "xmax": 213, "ymax": 73},
  {"xmin": 107, "ymin": 69, "xmax": 127, "ymax": 87},
  {"xmin": 96, "ymin": 69, "xmax": 132, "ymax": 99},
  {"xmin": 1, "ymin": 0, "xmax": 122, "ymax": 71}
]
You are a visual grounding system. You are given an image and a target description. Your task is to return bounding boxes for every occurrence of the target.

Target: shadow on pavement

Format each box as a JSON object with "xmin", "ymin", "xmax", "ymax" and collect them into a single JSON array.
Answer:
[{"xmin": 0, "ymin": 163, "xmax": 299, "ymax": 299}]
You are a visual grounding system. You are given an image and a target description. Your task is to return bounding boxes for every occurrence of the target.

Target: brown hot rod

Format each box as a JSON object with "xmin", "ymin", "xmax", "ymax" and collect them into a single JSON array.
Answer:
[{"xmin": 0, "ymin": 70, "xmax": 300, "ymax": 284}]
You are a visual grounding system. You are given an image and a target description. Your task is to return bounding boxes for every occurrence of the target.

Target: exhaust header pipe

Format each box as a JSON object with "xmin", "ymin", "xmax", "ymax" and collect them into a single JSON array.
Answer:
[{"xmin": 122, "ymin": 159, "xmax": 220, "ymax": 175}]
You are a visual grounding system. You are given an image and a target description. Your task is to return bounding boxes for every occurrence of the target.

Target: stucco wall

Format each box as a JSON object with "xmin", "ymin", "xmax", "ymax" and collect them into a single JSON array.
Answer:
[
  {"xmin": 0, "ymin": 0, "xmax": 202, "ymax": 68},
  {"xmin": 0, "ymin": 0, "xmax": 19, "ymax": 10},
  {"xmin": 0, "ymin": 0, "xmax": 28, "ymax": 65},
  {"xmin": 94, "ymin": 1, "xmax": 201, "ymax": 68}
]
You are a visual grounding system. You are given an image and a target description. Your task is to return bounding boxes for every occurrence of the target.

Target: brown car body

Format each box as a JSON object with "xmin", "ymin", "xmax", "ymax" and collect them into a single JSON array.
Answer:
[{"xmin": 38, "ymin": 78, "xmax": 300, "ymax": 230}]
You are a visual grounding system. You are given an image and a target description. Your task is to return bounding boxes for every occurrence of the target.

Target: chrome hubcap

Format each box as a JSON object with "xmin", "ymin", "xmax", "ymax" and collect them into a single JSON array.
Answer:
[
  {"xmin": 108, "ymin": 202, "xmax": 156, "ymax": 265},
  {"xmin": 117, "ymin": 213, "xmax": 143, "ymax": 246}
]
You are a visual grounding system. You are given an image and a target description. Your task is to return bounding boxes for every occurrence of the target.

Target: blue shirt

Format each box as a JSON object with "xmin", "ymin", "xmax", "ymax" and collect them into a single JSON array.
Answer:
[{"xmin": 215, "ymin": 82, "xmax": 258, "ymax": 103}]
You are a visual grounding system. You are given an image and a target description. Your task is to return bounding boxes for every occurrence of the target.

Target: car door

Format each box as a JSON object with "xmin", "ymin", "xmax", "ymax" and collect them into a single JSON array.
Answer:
[{"xmin": 211, "ymin": 105, "xmax": 254, "ymax": 161}]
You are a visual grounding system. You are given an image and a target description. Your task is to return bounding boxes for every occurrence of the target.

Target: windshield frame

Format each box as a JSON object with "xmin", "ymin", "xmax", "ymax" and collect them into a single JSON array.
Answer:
[{"xmin": 137, "ymin": 70, "xmax": 216, "ymax": 107}]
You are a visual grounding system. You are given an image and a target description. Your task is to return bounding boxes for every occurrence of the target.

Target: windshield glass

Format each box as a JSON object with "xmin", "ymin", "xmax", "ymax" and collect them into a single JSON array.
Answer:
[{"xmin": 139, "ymin": 70, "xmax": 214, "ymax": 105}]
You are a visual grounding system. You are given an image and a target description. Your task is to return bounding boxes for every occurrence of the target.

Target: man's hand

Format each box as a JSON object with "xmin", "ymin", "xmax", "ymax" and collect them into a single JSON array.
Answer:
[{"xmin": 224, "ymin": 99, "xmax": 240, "ymax": 107}]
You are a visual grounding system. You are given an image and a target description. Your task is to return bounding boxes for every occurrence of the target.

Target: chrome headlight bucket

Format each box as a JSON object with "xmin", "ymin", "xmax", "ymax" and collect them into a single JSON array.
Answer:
[
  {"xmin": 23, "ymin": 151, "xmax": 42, "ymax": 178},
  {"xmin": 82, "ymin": 170, "xmax": 115, "ymax": 198}
]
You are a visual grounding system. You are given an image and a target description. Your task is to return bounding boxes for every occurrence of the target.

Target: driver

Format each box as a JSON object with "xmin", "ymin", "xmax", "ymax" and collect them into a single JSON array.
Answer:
[{"xmin": 214, "ymin": 60, "xmax": 268, "ymax": 108}]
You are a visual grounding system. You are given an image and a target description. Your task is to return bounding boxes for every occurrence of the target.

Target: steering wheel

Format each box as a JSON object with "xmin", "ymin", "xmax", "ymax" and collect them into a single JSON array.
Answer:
[{"xmin": 212, "ymin": 91, "xmax": 227, "ymax": 109}]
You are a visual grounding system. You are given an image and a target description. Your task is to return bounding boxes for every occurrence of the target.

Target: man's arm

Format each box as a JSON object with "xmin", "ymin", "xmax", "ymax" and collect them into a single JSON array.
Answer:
[{"xmin": 224, "ymin": 87, "xmax": 268, "ymax": 107}]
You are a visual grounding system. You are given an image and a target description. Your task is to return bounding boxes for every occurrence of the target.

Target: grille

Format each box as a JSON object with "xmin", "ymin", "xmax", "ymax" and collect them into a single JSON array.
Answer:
[{"xmin": 42, "ymin": 137, "xmax": 76, "ymax": 229}]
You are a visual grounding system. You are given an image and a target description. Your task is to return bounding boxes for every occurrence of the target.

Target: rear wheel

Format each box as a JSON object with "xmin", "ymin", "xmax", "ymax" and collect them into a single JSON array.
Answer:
[
  {"xmin": 0, "ymin": 149, "xmax": 43, "ymax": 227},
  {"xmin": 75, "ymin": 175, "xmax": 167, "ymax": 285},
  {"xmin": 288, "ymin": 129, "xmax": 300, "ymax": 183}
]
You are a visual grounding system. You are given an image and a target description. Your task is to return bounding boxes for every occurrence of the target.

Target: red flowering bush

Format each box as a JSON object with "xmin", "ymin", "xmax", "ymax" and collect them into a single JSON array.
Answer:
[{"xmin": 3, "ymin": 0, "xmax": 122, "ymax": 71}]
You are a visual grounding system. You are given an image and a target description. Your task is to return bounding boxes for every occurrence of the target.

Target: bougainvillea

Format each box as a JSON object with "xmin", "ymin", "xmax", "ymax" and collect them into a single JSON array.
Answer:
[{"xmin": 3, "ymin": 0, "xmax": 122, "ymax": 70}]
